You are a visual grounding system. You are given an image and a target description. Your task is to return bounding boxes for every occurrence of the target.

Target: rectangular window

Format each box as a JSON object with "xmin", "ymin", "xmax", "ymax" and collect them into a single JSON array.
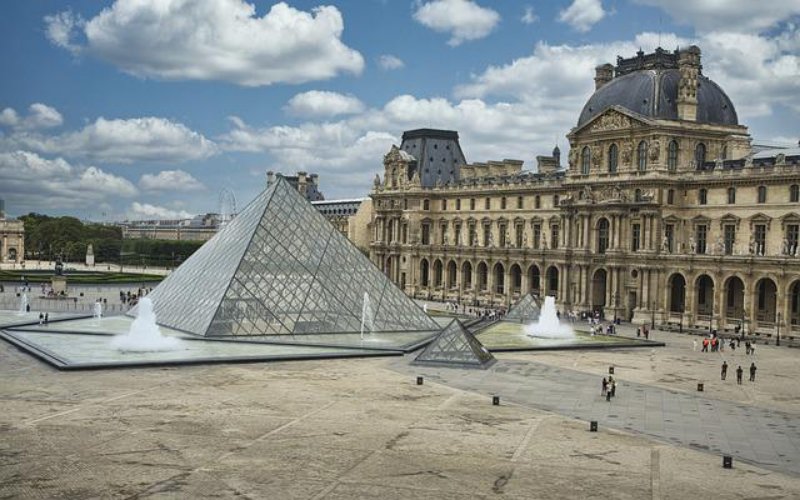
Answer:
[
  {"xmin": 515, "ymin": 224, "xmax": 523, "ymax": 248},
  {"xmin": 727, "ymin": 188, "xmax": 736, "ymax": 204},
  {"xmin": 402, "ymin": 224, "xmax": 408, "ymax": 244},
  {"xmin": 483, "ymin": 224, "xmax": 490, "ymax": 246},
  {"xmin": 535, "ymin": 195, "xmax": 541, "ymax": 209},
  {"xmin": 468, "ymin": 223, "xmax": 477, "ymax": 246},
  {"xmin": 441, "ymin": 199, "xmax": 447, "ymax": 211},
  {"xmin": 501, "ymin": 197, "xmax": 507, "ymax": 210},
  {"xmin": 632, "ymin": 223, "xmax": 641, "ymax": 251},
  {"xmin": 665, "ymin": 224, "xmax": 674, "ymax": 253},
  {"xmin": 423, "ymin": 199, "xmax": 430, "ymax": 210},
  {"xmin": 724, "ymin": 225, "xmax": 736, "ymax": 255},
  {"xmin": 696, "ymin": 225, "xmax": 707, "ymax": 254},
  {"xmin": 454, "ymin": 224, "xmax": 461, "ymax": 246},
  {"xmin": 485, "ymin": 198, "xmax": 490, "ymax": 210},
  {"xmin": 553, "ymin": 195, "xmax": 559, "ymax": 207},
  {"xmin": 787, "ymin": 224, "xmax": 799, "ymax": 255},
  {"xmin": 404, "ymin": 199, "xmax": 408, "ymax": 210},
  {"xmin": 699, "ymin": 189, "xmax": 707, "ymax": 205},
  {"xmin": 499, "ymin": 224, "xmax": 507, "ymax": 247},
  {"xmin": 470, "ymin": 198, "xmax": 475, "ymax": 210},
  {"xmin": 533, "ymin": 224, "xmax": 541, "ymax": 249},
  {"xmin": 667, "ymin": 189, "xmax": 674, "ymax": 205},
  {"xmin": 440, "ymin": 224, "xmax": 447, "ymax": 245},
  {"xmin": 456, "ymin": 199, "xmax": 461, "ymax": 210},
  {"xmin": 517, "ymin": 196, "xmax": 523, "ymax": 209},
  {"xmin": 755, "ymin": 224, "xmax": 766, "ymax": 255},
  {"xmin": 421, "ymin": 223, "xmax": 430, "ymax": 245},
  {"xmin": 550, "ymin": 225, "xmax": 559, "ymax": 249}
]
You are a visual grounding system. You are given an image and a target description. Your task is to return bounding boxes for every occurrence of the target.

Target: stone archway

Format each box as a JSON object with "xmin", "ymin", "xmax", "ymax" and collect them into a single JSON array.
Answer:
[
  {"xmin": 493, "ymin": 263, "xmax": 505, "ymax": 294},
  {"xmin": 433, "ymin": 260, "xmax": 443, "ymax": 288},
  {"xmin": 546, "ymin": 266, "xmax": 559, "ymax": 297},
  {"xmin": 695, "ymin": 274, "xmax": 714, "ymax": 318},
  {"xmin": 755, "ymin": 278, "xmax": 777, "ymax": 326},
  {"xmin": 790, "ymin": 280, "xmax": 800, "ymax": 332},
  {"xmin": 510, "ymin": 264, "xmax": 522, "ymax": 294},
  {"xmin": 462, "ymin": 261, "xmax": 473, "ymax": 290},
  {"xmin": 420, "ymin": 259, "xmax": 429, "ymax": 287},
  {"xmin": 446, "ymin": 260, "xmax": 457, "ymax": 289},
  {"xmin": 477, "ymin": 262, "xmax": 488, "ymax": 291},
  {"xmin": 528, "ymin": 265, "xmax": 540, "ymax": 294},
  {"xmin": 668, "ymin": 273, "xmax": 686, "ymax": 313},
  {"xmin": 724, "ymin": 276, "xmax": 745, "ymax": 321},
  {"xmin": 591, "ymin": 269, "xmax": 607, "ymax": 311}
]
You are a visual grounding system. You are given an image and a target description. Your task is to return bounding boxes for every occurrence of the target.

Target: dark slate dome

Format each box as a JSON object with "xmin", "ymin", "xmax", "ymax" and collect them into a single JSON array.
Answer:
[{"xmin": 577, "ymin": 68, "xmax": 738, "ymax": 128}]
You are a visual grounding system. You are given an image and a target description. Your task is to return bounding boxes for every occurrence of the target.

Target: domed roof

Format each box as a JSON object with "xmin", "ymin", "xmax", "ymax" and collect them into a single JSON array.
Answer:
[{"xmin": 577, "ymin": 68, "xmax": 738, "ymax": 128}]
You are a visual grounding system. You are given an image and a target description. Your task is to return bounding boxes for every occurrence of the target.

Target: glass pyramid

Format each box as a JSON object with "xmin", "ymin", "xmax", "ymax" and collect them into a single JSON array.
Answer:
[
  {"xmin": 505, "ymin": 293, "xmax": 541, "ymax": 323},
  {"xmin": 413, "ymin": 319, "xmax": 496, "ymax": 369},
  {"xmin": 129, "ymin": 177, "xmax": 438, "ymax": 337}
]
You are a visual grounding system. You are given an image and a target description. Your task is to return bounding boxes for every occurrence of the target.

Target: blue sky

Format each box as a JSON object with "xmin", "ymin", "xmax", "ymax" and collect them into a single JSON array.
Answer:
[{"xmin": 1, "ymin": 0, "xmax": 798, "ymax": 220}]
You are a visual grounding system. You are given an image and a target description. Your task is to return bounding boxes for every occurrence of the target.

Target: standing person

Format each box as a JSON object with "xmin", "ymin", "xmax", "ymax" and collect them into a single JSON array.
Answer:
[
  {"xmin": 38, "ymin": 313, "xmax": 44, "ymax": 325},
  {"xmin": 736, "ymin": 365, "xmax": 743, "ymax": 385},
  {"xmin": 702, "ymin": 338, "xmax": 709, "ymax": 352},
  {"xmin": 729, "ymin": 339, "xmax": 735, "ymax": 352},
  {"xmin": 749, "ymin": 362, "xmax": 757, "ymax": 382},
  {"xmin": 745, "ymin": 341, "xmax": 751, "ymax": 355},
  {"xmin": 610, "ymin": 379, "xmax": 617, "ymax": 397},
  {"xmin": 721, "ymin": 361, "xmax": 728, "ymax": 380},
  {"xmin": 750, "ymin": 343, "xmax": 756, "ymax": 356},
  {"xmin": 602, "ymin": 377, "xmax": 608, "ymax": 396}
]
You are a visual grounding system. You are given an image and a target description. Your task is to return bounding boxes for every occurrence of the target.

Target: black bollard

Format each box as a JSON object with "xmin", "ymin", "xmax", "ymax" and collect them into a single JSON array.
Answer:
[
  {"xmin": 722, "ymin": 456, "xmax": 733, "ymax": 469},
  {"xmin": 590, "ymin": 421, "xmax": 598, "ymax": 432},
  {"xmin": 697, "ymin": 383, "xmax": 704, "ymax": 392},
  {"xmin": 492, "ymin": 396, "xmax": 500, "ymax": 406},
  {"xmin": 608, "ymin": 366, "xmax": 615, "ymax": 375},
  {"xmin": 416, "ymin": 376, "xmax": 423, "ymax": 386}
]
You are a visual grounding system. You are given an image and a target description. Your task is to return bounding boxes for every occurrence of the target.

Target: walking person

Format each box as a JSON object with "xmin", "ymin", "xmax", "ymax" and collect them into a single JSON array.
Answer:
[
  {"xmin": 736, "ymin": 365, "xmax": 743, "ymax": 385},
  {"xmin": 38, "ymin": 313, "xmax": 44, "ymax": 325},
  {"xmin": 602, "ymin": 377, "xmax": 608, "ymax": 396},
  {"xmin": 610, "ymin": 379, "xmax": 617, "ymax": 397},
  {"xmin": 721, "ymin": 361, "xmax": 728, "ymax": 381},
  {"xmin": 750, "ymin": 343, "xmax": 756, "ymax": 356},
  {"xmin": 749, "ymin": 362, "xmax": 757, "ymax": 382}
]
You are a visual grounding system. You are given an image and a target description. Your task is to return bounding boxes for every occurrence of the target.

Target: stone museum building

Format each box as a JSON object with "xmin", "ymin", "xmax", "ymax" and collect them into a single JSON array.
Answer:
[
  {"xmin": 369, "ymin": 46, "xmax": 800, "ymax": 336},
  {"xmin": 0, "ymin": 199, "xmax": 24, "ymax": 264}
]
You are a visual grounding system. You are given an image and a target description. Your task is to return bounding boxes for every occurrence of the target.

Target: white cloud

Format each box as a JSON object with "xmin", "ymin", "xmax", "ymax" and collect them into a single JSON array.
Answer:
[
  {"xmin": 139, "ymin": 170, "xmax": 205, "ymax": 192},
  {"xmin": 284, "ymin": 91, "xmax": 365, "ymax": 118},
  {"xmin": 0, "ymin": 103, "xmax": 63, "ymax": 130},
  {"xmin": 521, "ymin": 6, "xmax": 538, "ymax": 25},
  {"xmin": 0, "ymin": 150, "xmax": 137, "ymax": 212},
  {"xmin": 128, "ymin": 202, "xmax": 193, "ymax": 220},
  {"xmin": 633, "ymin": 0, "xmax": 800, "ymax": 33},
  {"xmin": 4, "ymin": 116, "xmax": 217, "ymax": 164},
  {"xmin": 44, "ymin": 0, "xmax": 364, "ymax": 87},
  {"xmin": 413, "ymin": 0, "xmax": 501, "ymax": 46},
  {"xmin": 378, "ymin": 54, "xmax": 405, "ymax": 70},
  {"xmin": 559, "ymin": 0, "xmax": 606, "ymax": 33},
  {"xmin": 43, "ymin": 10, "xmax": 84, "ymax": 55}
]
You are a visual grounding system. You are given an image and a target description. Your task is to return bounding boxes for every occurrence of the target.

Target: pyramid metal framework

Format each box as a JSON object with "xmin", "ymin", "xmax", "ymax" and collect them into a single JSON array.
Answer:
[
  {"xmin": 505, "ymin": 293, "xmax": 541, "ymax": 323},
  {"xmin": 413, "ymin": 319, "xmax": 496, "ymax": 369},
  {"xmin": 130, "ymin": 177, "xmax": 438, "ymax": 337}
]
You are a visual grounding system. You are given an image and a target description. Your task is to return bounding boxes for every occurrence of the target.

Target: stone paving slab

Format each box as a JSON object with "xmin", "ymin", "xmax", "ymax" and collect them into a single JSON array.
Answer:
[{"xmin": 395, "ymin": 356, "xmax": 800, "ymax": 477}]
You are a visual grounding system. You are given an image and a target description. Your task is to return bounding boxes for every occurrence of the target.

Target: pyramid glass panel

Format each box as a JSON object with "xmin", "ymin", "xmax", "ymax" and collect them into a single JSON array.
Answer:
[
  {"xmin": 414, "ymin": 319, "xmax": 496, "ymax": 369},
  {"xmin": 132, "ymin": 177, "xmax": 438, "ymax": 336},
  {"xmin": 505, "ymin": 293, "xmax": 541, "ymax": 323}
]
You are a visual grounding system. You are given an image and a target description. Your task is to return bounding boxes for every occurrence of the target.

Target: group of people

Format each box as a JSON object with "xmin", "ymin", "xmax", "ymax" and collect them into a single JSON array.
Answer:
[
  {"xmin": 37, "ymin": 312, "xmax": 50, "ymax": 325},
  {"xmin": 601, "ymin": 376, "xmax": 618, "ymax": 401},
  {"xmin": 720, "ymin": 361, "xmax": 757, "ymax": 384}
]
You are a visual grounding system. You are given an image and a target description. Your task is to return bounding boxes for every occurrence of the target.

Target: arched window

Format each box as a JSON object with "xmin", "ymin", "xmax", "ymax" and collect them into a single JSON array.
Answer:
[
  {"xmin": 721, "ymin": 145, "xmax": 728, "ymax": 160},
  {"xmin": 420, "ymin": 260, "xmax": 429, "ymax": 287},
  {"xmin": 757, "ymin": 185, "xmax": 767, "ymax": 204},
  {"xmin": 597, "ymin": 218, "xmax": 610, "ymax": 254},
  {"xmin": 581, "ymin": 146, "xmax": 591, "ymax": 175},
  {"xmin": 727, "ymin": 187, "xmax": 736, "ymax": 204},
  {"xmin": 608, "ymin": 144, "xmax": 618, "ymax": 173},
  {"xmin": 637, "ymin": 141, "xmax": 647, "ymax": 171},
  {"xmin": 698, "ymin": 188, "xmax": 708, "ymax": 205},
  {"xmin": 668, "ymin": 140, "xmax": 678, "ymax": 171},
  {"xmin": 695, "ymin": 143, "xmax": 706, "ymax": 167},
  {"xmin": 790, "ymin": 184, "xmax": 799, "ymax": 203}
]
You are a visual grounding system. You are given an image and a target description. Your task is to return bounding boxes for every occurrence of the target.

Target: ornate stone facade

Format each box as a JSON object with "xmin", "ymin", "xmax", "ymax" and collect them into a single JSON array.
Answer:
[
  {"xmin": 0, "ymin": 201, "xmax": 24, "ymax": 264},
  {"xmin": 369, "ymin": 47, "xmax": 800, "ymax": 337}
]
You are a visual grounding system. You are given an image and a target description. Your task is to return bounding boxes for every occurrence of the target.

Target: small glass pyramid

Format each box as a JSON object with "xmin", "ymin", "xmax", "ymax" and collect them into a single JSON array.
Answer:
[
  {"xmin": 130, "ymin": 177, "xmax": 438, "ymax": 336},
  {"xmin": 505, "ymin": 293, "xmax": 541, "ymax": 323},
  {"xmin": 413, "ymin": 319, "xmax": 496, "ymax": 369}
]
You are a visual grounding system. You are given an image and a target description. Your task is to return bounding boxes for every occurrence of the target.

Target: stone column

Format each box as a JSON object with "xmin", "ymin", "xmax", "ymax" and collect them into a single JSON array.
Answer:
[
  {"xmin": 1, "ymin": 235, "xmax": 6, "ymax": 263},
  {"xmin": 583, "ymin": 215, "xmax": 591, "ymax": 250}
]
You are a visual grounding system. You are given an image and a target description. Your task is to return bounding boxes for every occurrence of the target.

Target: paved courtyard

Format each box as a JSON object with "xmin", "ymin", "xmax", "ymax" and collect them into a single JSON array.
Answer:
[{"xmin": 1, "ymin": 327, "xmax": 799, "ymax": 498}]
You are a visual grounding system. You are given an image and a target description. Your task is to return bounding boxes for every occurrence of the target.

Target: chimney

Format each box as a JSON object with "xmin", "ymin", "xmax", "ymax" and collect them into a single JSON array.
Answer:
[
  {"xmin": 594, "ymin": 63, "xmax": 614, "ymax": 90},
  {"xmin": 677, "ymin": 45, "xmax": 701, "ymax": 121},
  {"xmin": 266, "ymin": 171, "xmax": 275, "ymax": 186},
  {"xmin": 297, "ymin": 171, "xmax": 308, "ymax": 196},
  {"xmin": 552, "ymin": 145, "xmax": 561, "ymax": 167},
  {"xmin": 0, "ymin": 199, "xmax": 5, "ymax": 219},
  {"xmin": 310, "ymin": 173, "xmax": 319, "ymax": 186}
]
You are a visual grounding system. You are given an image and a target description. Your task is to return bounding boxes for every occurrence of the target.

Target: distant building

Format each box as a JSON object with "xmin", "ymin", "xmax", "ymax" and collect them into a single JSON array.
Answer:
[
  {"xmin": 312, "ymin": 198, "xmax": 373, "ymax": 252},
  {"xmin": 266, "ymin": 171, "xmax": 324, "ymax": 201},
  {"xmin": 0, "ymin": 199, "xmax": 25, "ymax": 263},
  {"xmin": 121, "ymin": 213, "xmax": 220, "ymax": 241}
]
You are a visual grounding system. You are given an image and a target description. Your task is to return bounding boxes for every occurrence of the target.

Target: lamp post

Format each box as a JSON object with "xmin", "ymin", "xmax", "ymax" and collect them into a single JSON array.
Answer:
[
  {"xmin": 651, "ymin": 299, "xmax": 655, "ymax": 330},
  {"xmin": 777, "ymin": 311, "xmax": 781, "ymax": 346}
]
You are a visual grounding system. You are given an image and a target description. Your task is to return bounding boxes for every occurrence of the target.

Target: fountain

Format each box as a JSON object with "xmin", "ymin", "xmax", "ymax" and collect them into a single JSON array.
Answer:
[
  {"xmin": 524, "ymin": 296, "xmax": 575, "ymax": 339},
  {"xmin": 110, "ymin": 297, "xmax": 182, "ymax": 352},
  {"xmin": 17, "ymin": 293, "xmax": 28, "ymax": 316},
  {"xmin": 360, "ymin": 292, "xmax": 374, "ymax": 340},
  {"xmin": 93, "ymin": 302, "xmax": 102, "ymax": 319}
]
